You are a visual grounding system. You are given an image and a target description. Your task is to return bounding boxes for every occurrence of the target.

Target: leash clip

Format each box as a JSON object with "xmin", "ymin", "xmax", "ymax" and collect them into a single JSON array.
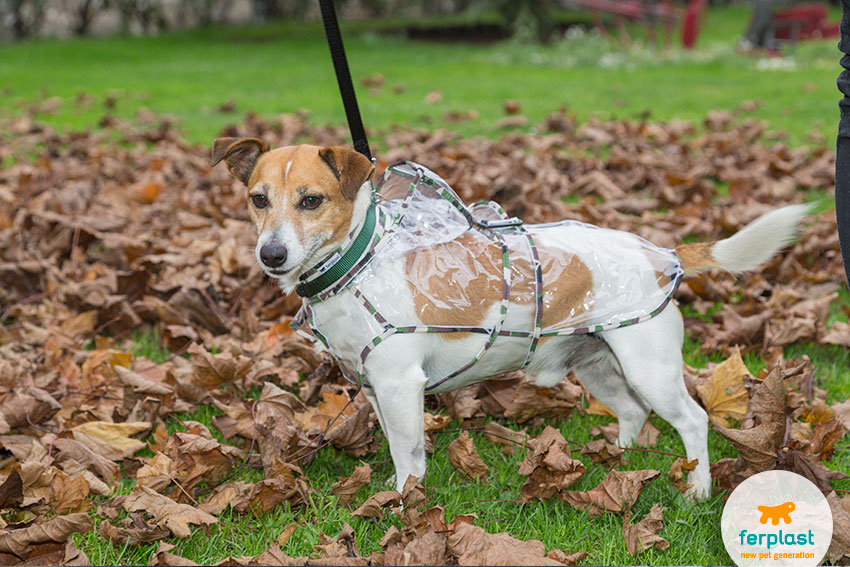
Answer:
[{"xmin": 477, "ymin": 217, "xmax": 523, "ymax": 229}]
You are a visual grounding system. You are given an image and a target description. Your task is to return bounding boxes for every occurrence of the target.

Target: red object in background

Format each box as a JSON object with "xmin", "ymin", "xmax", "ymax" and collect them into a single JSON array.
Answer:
[
  {"xmin": 773, "ymin": 3, "xmax": 839, "ymax": 42},
  {"xmin": 682, "ymin": 0, "xmax": 706, "ymax": 49},
  {"xmin": 569, "ymin": 0, "xmax": 706, "ymax": 49}
]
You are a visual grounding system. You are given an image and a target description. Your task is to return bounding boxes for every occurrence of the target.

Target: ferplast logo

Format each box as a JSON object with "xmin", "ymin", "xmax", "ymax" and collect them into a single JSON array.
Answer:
[{"xmin": 721, "ymin": 471, "xmax": 832, "ymax": 567}]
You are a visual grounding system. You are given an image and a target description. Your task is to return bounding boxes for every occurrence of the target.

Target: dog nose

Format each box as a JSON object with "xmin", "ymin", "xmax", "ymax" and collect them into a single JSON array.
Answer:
[{"xmin": 260, "ymin": 242, "xmax": 287, "ymax": 268}]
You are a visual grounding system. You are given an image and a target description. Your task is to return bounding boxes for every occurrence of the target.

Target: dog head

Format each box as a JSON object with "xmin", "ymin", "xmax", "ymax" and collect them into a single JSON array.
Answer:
[{"xmin": 211, "ymin": 139, "xmax": 375, "ymax": 291}]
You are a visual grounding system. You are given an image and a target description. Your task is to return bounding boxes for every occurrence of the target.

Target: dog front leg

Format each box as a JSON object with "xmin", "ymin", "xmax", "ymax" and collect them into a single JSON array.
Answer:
[{"xmin": 367, "ymin": 362, "xmax": 428, "ymax": 492}]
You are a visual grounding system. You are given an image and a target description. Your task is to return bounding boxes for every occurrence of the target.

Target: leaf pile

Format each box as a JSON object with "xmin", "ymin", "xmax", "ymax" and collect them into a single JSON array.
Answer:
[{"xmin": 0, "ymin": 101, "xmax": 848, "ymax": 563}]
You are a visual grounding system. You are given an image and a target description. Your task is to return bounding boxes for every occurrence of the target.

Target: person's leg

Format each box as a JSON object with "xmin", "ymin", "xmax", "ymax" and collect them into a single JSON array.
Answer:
[
  {"xmin": 742, "ymin": 0, "xmax": 777, "ymax": 48},
  {"xmin": 836, "ymin": 1, "xmax": 850, "ymax": 286}
]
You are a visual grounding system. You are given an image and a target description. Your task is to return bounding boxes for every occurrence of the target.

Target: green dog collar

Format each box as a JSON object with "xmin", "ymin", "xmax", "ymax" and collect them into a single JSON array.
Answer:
[{"xmin": 295, "ymin": 199, "xmax": 377, "ymax": 298}]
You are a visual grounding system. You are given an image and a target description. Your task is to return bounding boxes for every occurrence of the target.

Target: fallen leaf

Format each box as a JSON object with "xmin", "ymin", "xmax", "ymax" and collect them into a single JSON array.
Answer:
[
  {"xmin": 622, "ymin": 503, "xmax": 669, "ymax": 555},
  {"xmin": 0, "ymin": 513, "xmax": 92, "ymax": 558},
  {"xmin": 560, "ymin": 469, "xmax": 660, "ymax": 518},
  {"xmin": 483, "ymin": 422, "xmax": 529, "ymax": 455},
  {"xmin": 712, "ymin": 367, "xmax": 786, "ymax": 486},
  {"xmin": 696, "ymin": 350, "xmax": 751, "ymax": 427},
  {"xmin": 120, "ymin": 486, "xmax": 217, "ymax": 539},
  {"xmin": 448, "ymin": 431, "xmax": 489, "ymax": 483},
  {"xmin": 71, "ymin": 420, "xmax": 150, "ymax": 460},
  {"xmin": 332, "ymin": 462, "xmax": 372, "ymax": 506},
  {"xmin": 517, "ymin": 426, "xmax": 585, "ymax": 502},
  {"xmin": 446, "ymin": 522, "xmax": 575, "ymax": 566},
  {"xmin": 827, "ymin": 491, "xmax": 850, "ymax": 563},
  {"xmin": 668, "ymin": 457, "xmax": 698, "ymax": 495},
  {"xmin": 351, "ymin": 490, "xmax": 401, "ymax": 520}
]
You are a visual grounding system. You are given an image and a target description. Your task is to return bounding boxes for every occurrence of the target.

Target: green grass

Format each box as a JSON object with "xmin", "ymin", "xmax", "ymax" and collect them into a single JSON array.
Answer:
[
  {"xmin": 0, "ymin": 5, "xmax": 843, "ymax": 148},
  {"xmin": 78, "ymin": 318, "xmax": 850, "ymax": 566}
]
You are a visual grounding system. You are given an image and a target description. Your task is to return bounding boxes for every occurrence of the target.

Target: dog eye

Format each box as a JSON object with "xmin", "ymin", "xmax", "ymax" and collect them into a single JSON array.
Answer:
[
  {"xmin": 251, "ymin": 194, "xmax": 268, "ymax": 209},
  {"xmin": 301, "ymin": 195, "xmax": 323, "ymax": 210}
]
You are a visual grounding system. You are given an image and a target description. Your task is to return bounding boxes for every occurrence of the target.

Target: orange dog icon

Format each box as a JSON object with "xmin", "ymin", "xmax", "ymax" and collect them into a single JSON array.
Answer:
[{"xmin": 757, "ymin": 502, "xmax": 795, "ymax": 525}]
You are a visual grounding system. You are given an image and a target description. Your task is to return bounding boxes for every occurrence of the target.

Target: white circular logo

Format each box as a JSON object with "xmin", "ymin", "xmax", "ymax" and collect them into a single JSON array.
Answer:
[{"xmin": 721, "ymin": 470, "xmax": 832, "ymax": 566}]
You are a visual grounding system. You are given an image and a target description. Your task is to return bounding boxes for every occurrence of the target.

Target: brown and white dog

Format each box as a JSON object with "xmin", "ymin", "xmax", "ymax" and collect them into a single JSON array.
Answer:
[{"xmin": 212, "ymin": 138, "xmax": 808, "ymax": 499}]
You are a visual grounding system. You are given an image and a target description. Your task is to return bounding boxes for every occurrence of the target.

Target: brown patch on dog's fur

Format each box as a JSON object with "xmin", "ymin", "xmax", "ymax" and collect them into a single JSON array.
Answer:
[
  {"xmin": 676, "ymin": 242, "xmax": 719, "ymax": 276},
  {"xmin": 405, "ymin": 233, "xmax": 501, "ymax": 339},
  {"xmin": 535, "ymin": 246, "xmax": 593, "ymax": 328},
  {"xmin": 405, "ymin": 233, "xmax": 593, "ymax": 338}
]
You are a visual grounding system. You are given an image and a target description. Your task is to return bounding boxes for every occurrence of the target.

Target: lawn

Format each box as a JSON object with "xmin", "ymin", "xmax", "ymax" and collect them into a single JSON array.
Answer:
[
  {"xmin": 2, "ymin": 4, "xmax": 849, "ymax": 566},
  {"xmin": 0, "ymin": 5, "xmax": 843, "ymax": 147}
]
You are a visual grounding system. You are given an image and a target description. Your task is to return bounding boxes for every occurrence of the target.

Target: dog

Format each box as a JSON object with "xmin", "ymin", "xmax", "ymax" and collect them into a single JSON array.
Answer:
[{"xmin": 211, "ymin": 138, "xmax": 808, "ymax": 499}]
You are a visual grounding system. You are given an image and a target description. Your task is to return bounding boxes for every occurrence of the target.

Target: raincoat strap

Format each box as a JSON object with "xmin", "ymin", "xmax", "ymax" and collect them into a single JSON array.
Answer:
[{"xmin": 519, "ymin": 230, "xmax": 544, "ymax": 369}]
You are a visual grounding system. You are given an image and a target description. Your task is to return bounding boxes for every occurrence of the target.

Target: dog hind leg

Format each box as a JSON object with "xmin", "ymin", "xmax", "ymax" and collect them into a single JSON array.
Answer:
[
  {"xmin": 601, "ymin": 305, "xmax": 711, "ymax": 498},
  {"xmin": 573, "ymin": 357, "xmax": 652, "ymax": 447},
  {"xmin": 532, "ymin": 336, "xmax": 651, "ymax": 445}
]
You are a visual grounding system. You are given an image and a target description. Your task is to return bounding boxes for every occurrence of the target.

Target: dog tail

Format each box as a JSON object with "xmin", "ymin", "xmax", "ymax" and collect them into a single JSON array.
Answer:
[{"xmin": 675, "ymin": 205, "xmax": 810, "ymax": 276}]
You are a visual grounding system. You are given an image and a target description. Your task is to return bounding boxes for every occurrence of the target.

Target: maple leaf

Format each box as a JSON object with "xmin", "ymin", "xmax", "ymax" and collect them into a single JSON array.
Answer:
[
  {"xmin": 560, "ymin": 469, "xmax": 660, "ymax": 518},
  {"xmin": 448, "ymin": 431, "xmax": 489, "ymax": 483},
  {"xmin": 668, "ymin": 457, "xmax": 698, "ymax": 495},
  {"xmin": 120, "ymin": 486, "xmax": 217, "ymax": 539},
  {"xmin": 517, "ymin": 426, "xmax": 586, "ymax": 502},
  {"xmin": 827, "ymin": 492, "xmax": 850, "ymax": 563},
  {"xmin": 483, "ymin": 421, "xmax": 529, "ymax": 455},
  {"xmin": 622, "ymin": 503, "xmax": 669, "ymax": 555},
  {"xmin": 332, "ymin": 462, "xmax": 372, "ymax": 506},
  {"xmin": 712, "ymin": 367, "xmax": 786, "ymax": 485},
  {"xmin": 0, "ymin": 513, "xmax": 92, "ymax": 558},
  {"xmin": 446, "ymin": 522, "xmax": 583, "ymax": 566},
  {"xmin": 696, "ymin": 349, "xmax": 751, "ymax": 427}
]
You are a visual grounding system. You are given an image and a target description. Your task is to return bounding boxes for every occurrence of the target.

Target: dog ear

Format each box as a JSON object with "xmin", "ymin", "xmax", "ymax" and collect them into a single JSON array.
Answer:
[
  {"xmin": 318, "ymin": 146, "xmax": 375, "ymax": 200},
  {"xmin": 210, "ymin": 137, "xmax": 269, "ymax": 185}
]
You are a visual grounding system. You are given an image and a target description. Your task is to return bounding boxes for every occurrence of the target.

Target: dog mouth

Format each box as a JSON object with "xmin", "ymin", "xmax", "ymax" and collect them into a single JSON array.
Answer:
[{"xmin": 266, "ymin": 267, "xmax": 292, "ymax": 277}]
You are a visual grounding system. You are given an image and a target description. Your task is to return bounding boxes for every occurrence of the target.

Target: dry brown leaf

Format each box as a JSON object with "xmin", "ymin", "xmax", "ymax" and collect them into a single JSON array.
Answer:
[
  {"xmin": 188, "ymin": 343, "xmax": 251, "ymax": 390},
  {"xmin": 53, "ymin": 438, "xmax": 119, "ymax": 483},
  {"xmin": 325, "ymin": 403, "xmax": 379, "ymax": 457},
  {"xmin": 332, "ymin": 462, "xmax": 372, "ymax": 506},
  {"xmin": 0, "ymin": 539, "xmax": 90, "ymax": 567},
  {"xmin": 483, "ymin": 421, "xmax": 529, "ymax": 455},
  {"xmin": 199, "ymin": 481, "xmax": 252, "ymax": 515},
  {"xmin": 50, "ymin": 471, "xmax": 90, "ymax": 514},
  {"xmin": 253, "ymin": 382, "xmax": 308, "ymax": 474},
  {"xmin": 517, "ymin": 426, "xmax": 585, "ymax": 502},
  {"xmin": 71, "ymin": 421, "xmax": 150, "ymax": 460},
  {"xmin": 135, "ymin": 452, "xmax": 175, "ymax": 493},
  {"xmin": 0, "ymin": 513, "xmax": 92, "ymax": 558},
  {"xmin": 447, "ymin": 431, "xmax": 489, "ymax": 483},
  {"xmin": 99, "ymin": 519, "xmax": 171, "ymax": 546},
  {"xmin": 148, "ymin": 541, "xmax": 200, "ymax": 566},
  {"xmin": 0, "ymin": 469, "xmax": 23, "ymax": 510},
  {"xmin": 424, "ymin": 412, "xmax": 452, "ymax": 432},
  {"xmin": 120, "ymin": 486, "xmax": 217, "ymax": 539},
  {"xmin": 446, "ymin": 522, "xmax": 574, "ymax": 566},
  {"xmin": 351, "ymin": 490, "xmax": 401, "ymax": 520},
  {"xmin": 580, "ymin": 438, "xmax": 623, "ymax": 467},
  {"xmin": 827, "ymin": 491, "xmax": 850, "ymax": 563},
  {"xmin": 668, "ymin": 457, "xmax": 698, "ymax": 495},
  {"xmin": 712, "ymin": 368, "xmax": 786, "ymax": 486},
  {"xmin": 622, "ymin": 503, "xmax": 669, "ymax": 555},
  {"xmin": 560, "ymin": 469, "xmax": 660, "ymax": 518}
]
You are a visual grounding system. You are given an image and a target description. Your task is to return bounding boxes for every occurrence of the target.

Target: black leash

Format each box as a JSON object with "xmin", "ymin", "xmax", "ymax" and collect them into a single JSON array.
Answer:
[
  {"xmin": 839, "ymin": 0, "xmax": 850, "ymax": 286},
  {"xmin": 318, "ymin": 0, "xmax": 372, "ymax": 161}
]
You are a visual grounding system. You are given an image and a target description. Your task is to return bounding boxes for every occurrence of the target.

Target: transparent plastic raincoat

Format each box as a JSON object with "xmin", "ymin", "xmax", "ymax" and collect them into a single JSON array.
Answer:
[{"xmin": 292, "ymin": 162, "xmax": 684, "ymax": 391}]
